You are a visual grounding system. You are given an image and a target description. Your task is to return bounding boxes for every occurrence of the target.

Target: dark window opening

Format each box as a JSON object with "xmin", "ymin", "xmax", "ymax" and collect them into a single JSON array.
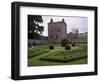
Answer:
[
  {"xmin": 50, "ymin": 35, "xmax": 53, "ymax": 38},
  {"xmin": 56, "ymin": 35, "xmax": 58, "ymax": 39},
  {"xmin": 58, "ymin": 29, "xmax": 60, "ymax": 32}
]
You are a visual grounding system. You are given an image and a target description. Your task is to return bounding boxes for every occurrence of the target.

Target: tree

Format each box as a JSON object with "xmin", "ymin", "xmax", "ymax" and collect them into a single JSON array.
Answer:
[
  {"xmin": 28, "ymin": 15, "xmax": 44, "ymax": 39},
  {"xmin": 61, "ymin": 38, "xmax": 69, "ymax": 47}
]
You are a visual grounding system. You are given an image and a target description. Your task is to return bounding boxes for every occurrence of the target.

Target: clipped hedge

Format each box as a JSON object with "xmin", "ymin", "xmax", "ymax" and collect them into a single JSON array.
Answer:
[
  {"xmin": 49, "ymin": 45, "xmax": 54, "ymax": 50},
  {"xmin": 65, "ymin": 44, "xmax": 71, "ymax": 50},
  {"xmin": 40, "ymin": 48, "xmax": 87, "ymax": 63},
  {"xmin": 72, "ymin": 42, "xmax": 75, "ymax": 46},
  {"xmin": 40, "ymin": 55, "xmax": 87, "ymax": 63},
  {"xmin": 28, "ymin": 49, "xmax": 49, "ymax": 58},
  {"xmin": 28, "ymin": 45, "xmax": 49, "ymax": 58}
]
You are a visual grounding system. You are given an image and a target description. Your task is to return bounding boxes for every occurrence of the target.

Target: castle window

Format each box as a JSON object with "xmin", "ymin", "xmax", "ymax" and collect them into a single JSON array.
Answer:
[
  {"xmin": 56, "ymin": 35, "xmax": 58, "ymax": 39},
  {"xmin": 58, "ymin": 29, "xmax": 60, "ymax": 32},
  {"xmin": 50, "ymin": 35, "xmax": 53, "ymax": 38}
]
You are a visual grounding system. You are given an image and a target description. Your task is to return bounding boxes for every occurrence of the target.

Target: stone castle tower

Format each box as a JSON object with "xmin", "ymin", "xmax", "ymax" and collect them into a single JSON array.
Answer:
[{"xmin": 48, "ymin": 18, "xmax": 67, "ymax": 43}]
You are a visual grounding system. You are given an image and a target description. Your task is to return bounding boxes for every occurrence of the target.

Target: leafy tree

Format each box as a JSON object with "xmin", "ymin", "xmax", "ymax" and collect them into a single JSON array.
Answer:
[
  {"xmin": 61, "ymin": 38, "xmax": 69, "ymax": 47},
  {"xmin": 28, "ymin": 15, "xmax": 44, "ymax": 39}
]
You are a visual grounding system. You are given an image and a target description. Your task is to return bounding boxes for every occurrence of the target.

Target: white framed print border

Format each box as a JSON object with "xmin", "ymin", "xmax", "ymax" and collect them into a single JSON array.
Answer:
[{"xmin": 11, "ymin": 1, "xmax": 98, "ymax": 80}]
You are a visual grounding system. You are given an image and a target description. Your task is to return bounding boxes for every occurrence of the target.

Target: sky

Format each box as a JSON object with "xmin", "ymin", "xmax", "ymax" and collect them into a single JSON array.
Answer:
[{"xmin": 40, "ymin": 15, "xmax": 88, "ymax": 36}]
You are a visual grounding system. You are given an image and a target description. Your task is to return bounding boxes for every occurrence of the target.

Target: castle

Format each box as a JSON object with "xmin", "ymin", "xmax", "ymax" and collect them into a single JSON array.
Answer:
[
  {"xmin": 48, "ymin": 18, "xmax": 87, "ymax": 43},
  {"xmin": 48, "ymin": 18, "xmax": 67, "ymax": 43},
  {"xmin": 28, "ymin": 18, "xmax": 87, "ymax": 45}
]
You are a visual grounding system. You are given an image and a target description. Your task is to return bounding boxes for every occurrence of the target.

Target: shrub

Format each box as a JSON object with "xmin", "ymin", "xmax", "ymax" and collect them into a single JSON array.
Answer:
[
  {"xmin": 33, "ymin": 43, "xmax": 36, "ymax": 46},
  {"xmin": 65, "ymin": 44, "xmax": 71, "ymax": 50},
  {"xmin": 61, "ymin": 39, "xmax": 69, "ymax": 47},
  {"xmin": 72, "ymin": 42, "xmax": 75, "ymax": 46},
  {"xmin": 49, "ymin": 45, "xmax": 54, "ymax": 50}
]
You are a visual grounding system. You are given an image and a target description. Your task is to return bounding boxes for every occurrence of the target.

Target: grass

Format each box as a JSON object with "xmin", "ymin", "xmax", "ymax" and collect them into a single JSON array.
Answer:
[
  {"xmin": 28, "ymin": 44, "xmax": 88, "ymax": 66},
  {"xmin": 68, "ymin": 57, "xmax": 87, "ymax": 64},
  {"xmin": 28, "ymin": 45, "xmax": 49, "ymax": 58},
  {"xmin": 40, "ymin": 45, "xmax": 87, "ymax": 63}
]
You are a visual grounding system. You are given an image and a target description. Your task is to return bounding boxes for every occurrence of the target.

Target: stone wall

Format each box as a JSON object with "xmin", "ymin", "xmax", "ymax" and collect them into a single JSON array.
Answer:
[
  {"xmin": 28, "ymin": 39, "xmax": 49, "ymax": 45},
  {"xmin": 48, "ymin": 19, "xmax": 67, "ymax": 43}
]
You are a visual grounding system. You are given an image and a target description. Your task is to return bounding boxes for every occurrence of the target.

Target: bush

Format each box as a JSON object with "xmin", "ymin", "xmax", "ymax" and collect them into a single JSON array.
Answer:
[
  {"xmin": 65, "ymin": 44, "xmax": 71, "ymax": 50},
  {"xmin": 72, "ymin": 42, "xmax": 75, "ymax": 46},
  {"xmin": 33, "ymin": 43, "xmax": 36, "ymax": 46},
  {"xmin": 61, "ymin": 39, "xmax": 69, "ymax": 47},
  {"xmin": 49, "ymin": 45, "xmax": 54, "ymax": 50}
]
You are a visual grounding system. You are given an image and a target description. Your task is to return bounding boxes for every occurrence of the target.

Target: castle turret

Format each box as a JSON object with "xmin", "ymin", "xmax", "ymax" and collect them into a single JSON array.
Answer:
[
  {"xmin": 62, "ymin": 18, "xmax": 65, "ymax": 22},
  {"xmin": 50, "ymin": 18, "xmax": 53, "ymax": 23},
  {"xmin": 76, "ymin": 28, "xmax": 79, "ymax": 34}
]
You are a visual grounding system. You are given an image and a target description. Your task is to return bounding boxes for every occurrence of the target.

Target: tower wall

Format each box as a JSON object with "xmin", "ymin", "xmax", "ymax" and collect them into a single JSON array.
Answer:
[{"xmin": 48, "ymin": 19, "xmax": 67, "ymax": 43}]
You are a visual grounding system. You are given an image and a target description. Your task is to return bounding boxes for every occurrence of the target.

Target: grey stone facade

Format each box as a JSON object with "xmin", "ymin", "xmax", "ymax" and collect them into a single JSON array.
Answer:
[
  {"xmin": 48, "ymin": 18, "xmax": 87, "ymax": 43},
  {"xmin": 48, "ymin": 18, "xmax": 67, "ymax": 43}
]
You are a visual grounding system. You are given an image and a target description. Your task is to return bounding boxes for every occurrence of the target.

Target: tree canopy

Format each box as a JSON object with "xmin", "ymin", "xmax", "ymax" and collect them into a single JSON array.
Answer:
[{"xmin": 28, "ymin": 15, "xmax": 44, "ymax": 39}]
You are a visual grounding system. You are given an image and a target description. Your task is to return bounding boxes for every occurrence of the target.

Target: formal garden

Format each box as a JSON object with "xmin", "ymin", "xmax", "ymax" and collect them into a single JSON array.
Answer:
[
  {"xmin": 28, "ymin": 15, "xmax": 88, "ymax": 66},
  {"xmin": 28, "ymin": 42, "xmax": 88, "ymax": 66}
]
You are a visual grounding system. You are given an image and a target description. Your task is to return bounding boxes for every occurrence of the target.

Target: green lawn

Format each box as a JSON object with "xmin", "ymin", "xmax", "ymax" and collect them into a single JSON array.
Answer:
[{"xmin": 28, "ymin": 44, "xmax": 88, "ymax": 66}]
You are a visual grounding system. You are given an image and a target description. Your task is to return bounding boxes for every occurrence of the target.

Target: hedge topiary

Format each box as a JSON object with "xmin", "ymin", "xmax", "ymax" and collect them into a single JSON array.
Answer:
[
  {"xmin": 65, "ymin": 44, "xmax": 71, "ymax": 50},
  {"xmin": 49, "ymin": 45, "xmax": 54, "ymax": 50},
  {"xmin": 72, "ymin": 42, "xmax": 75, "ymax": 46}
]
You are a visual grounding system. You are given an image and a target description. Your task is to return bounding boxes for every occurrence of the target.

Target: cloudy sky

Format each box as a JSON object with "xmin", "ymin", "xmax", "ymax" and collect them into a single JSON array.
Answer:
[{"xmin": 41, "ymin": 15, "xmax": 88, "ymax": 36}]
